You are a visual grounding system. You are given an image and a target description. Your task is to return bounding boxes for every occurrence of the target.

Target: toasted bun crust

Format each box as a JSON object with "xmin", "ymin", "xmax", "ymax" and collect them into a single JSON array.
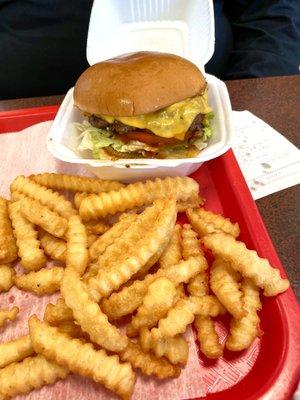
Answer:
[{"xmin": 74, "ymin": 52, "xmax": 206, "ymax": 116}]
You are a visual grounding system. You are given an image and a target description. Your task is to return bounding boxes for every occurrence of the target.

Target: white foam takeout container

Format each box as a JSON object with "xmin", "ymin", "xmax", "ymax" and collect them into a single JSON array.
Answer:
[{"xmin": 47, "ymin": 0, "xmax": 234, "ymax": 182}]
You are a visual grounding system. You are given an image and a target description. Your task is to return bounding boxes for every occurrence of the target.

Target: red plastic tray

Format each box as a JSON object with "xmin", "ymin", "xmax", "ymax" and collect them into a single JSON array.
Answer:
[{"xmin": 0, "ymin": 106, "xmax": 299, "ymax": 400}]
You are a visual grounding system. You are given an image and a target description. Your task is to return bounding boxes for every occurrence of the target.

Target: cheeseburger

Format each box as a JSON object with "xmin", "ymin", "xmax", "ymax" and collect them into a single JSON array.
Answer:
[{"xmin": 74, "ymin": 52, "xmax": 213, "ymax": 160}]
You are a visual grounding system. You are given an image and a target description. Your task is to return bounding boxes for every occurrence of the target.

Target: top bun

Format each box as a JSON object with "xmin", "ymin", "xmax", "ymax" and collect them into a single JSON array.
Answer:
[{"xmin": 74, "ymin": 52, "xmax": 206, "ymax": 116}]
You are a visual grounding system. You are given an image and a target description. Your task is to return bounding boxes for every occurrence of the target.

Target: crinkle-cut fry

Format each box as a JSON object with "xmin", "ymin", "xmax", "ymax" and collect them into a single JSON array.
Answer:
[
  {"xmin": 182, "ymin": 224, "xmax": 201, "ymax": 259},
  {"xmin": 0, "ymin": 306, "xmax": 19, "ymax": 329},
  {"xmin": 151, "ymin": 298, "xmax": 196, "ymax": 339},
  {"xmin": 10, "ymin": 175, "xmax": 76, "ymax": 218},
  {"xmin": 210, "ymin": 258, "xmax": 244, "ymax": 319},
  {"xmin": 187, "ymin": 207, "xmax": 240, "ymax": 238},
  {"xmin": 61, "ymin": 267, "xmax": 128, "ymax": 352},
  {"xmin": 188, "ymin": 273, "xmax": 209, "ymax": 297},
  {"xmin": 189, "ymin": 295, "xmax": 226, "ymax": 316},
  {"xmin": 20, "ymin": 197, "xmax": 68, "ymax": 238},
  {"xmin": 89, "ymin": 213, "xmax": 138, "ymax": 262},
  {"xmin": 176, "ymin": 197, "xmax": 202, "ymax": 212},
  {"xmin": 0, "ymin": 264, "xmax": 15, "ymax": 293},
  {"xmin": 66, "ymin": 215, "xmax": 89, "ymax": 276},
  {"xmin": 181, "ymin": 224, "xmax": 208, "ymax": 270},
  {"xmin": 74, "ymin": 192, "xmax": 89, "ymax": 209},
  {"xmin": 150, "ymin": 295, "xmax": 224, "ymax": 341},
  {"xmin": 194, "ymin": 316, "xmax": 222, "ymax": 359},
  {"xmin": 0, "ymin": 354, "xmax": 69, "ymax": 399},
  {"xmin": 226, "ymin": 279, "xmax": 262, "ymax": 351},
  {"xmin": 187, "ymin": 272, "xmax": 223, "ymax": 358},
  {"xmin": 0, "ymin": 197, "xmax": 18, "ymax": 263},
  {"xmin": 14, "ymin": 267, "xmax": 64, "ymax": 295},
  {"xmin": 203, "ymin": 232, "xmax": 290, "ymax": 296},
  {"xmin": 158, "ymin": 224, "xmax": 182, "ymax": 269},
  {"xmin": 8, "ymin": 202, "xmax": 47, "ymax": 271},
  {"xmin": 120, "ymin": 341, "xmax": 180, "ymax": 379},
  {"xmin": 29, "ymin": 317, "xmax": 136, "ymax": 400},
  {"xmin": 0, "ymin": 335, "xmax": 34, "ymax": 369},
  {"xmin": 184, "ymin": 229, "xmax": 223, "ymax": 360},
  {"xmin": 30, "ymin": 173, "xmax": 124, "ymax": 193},
  {"xmin": 140, "ymin": 327, "xmax": 189, "ymax": 365},
  {"xmin": 88, "ymin": 199, "xmax": 177, "ymax": 300},
  {"xmin": 182, "ymin": 221, "xmax": 223, "ymax": 358},
  {"xmin": 87, "ymin": 233, "xmax": 98, "ymax": 248},
  {"xmin": 91, "ymin": 206, "xmax": 174, "ymax": 291},
  {"xmin": 127, "ymin": 277, "xmax": 177, "ymax": 337},
  {"xmin": 10, "ymin": 190, "xmax": 27, "ymax": 202},
  {"xmin": 44, "ymin": 298, "xmax": 73, "ymax": 325},
  {"xmin": 55, "ymin": 320, "xmax": 85, "ymax": 339},
  {"xmin": 101, "ymin": 257, "xmax": 204, "ymax": 320},
  {"xmin": 39, "ymin": 230, "xmax": 66, "ymax": 262},
  {"xmin": 79, "ymin": 176, "xmax": 199, "ymax": 220},
  {"xmin": 85, "ymin": 220, "xmax": 110, "ymax": 235}
]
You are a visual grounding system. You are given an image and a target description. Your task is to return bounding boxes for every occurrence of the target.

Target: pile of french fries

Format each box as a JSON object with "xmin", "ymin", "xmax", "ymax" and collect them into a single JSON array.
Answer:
[{"xmin": 0, "ymin": 173, "xmax": 289, "ymax": 399}]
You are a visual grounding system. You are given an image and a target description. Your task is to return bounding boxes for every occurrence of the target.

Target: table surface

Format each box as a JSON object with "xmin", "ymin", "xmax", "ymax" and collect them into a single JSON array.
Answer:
[{"xmin": 0, "ymin": 75, "xmax": 299, "ymax": 300}]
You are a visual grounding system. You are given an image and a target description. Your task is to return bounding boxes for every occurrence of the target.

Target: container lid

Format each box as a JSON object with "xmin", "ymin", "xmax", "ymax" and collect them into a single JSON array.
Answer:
[{"xmin": 86, "ymin": 0, "xmax": 215, "ymax": 70}]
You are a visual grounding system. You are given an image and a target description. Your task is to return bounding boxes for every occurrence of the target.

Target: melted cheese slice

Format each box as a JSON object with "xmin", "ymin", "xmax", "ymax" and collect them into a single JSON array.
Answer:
[{"xmin": 100, "ymin": 89, "xmax": 211, "ymax": 140}]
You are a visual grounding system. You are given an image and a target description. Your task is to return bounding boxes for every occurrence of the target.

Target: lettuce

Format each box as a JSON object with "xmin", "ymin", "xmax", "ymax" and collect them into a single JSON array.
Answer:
[{"xmin": 75, "ymin": 122, "xmax": 157, "ymax": 159}]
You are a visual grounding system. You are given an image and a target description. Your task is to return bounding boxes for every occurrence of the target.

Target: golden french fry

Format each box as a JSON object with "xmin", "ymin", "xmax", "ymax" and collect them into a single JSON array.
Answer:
[
  {"xmin": 89, "ymin": 213, "xmax": 138, "ymax": 262},
  {"xmin": 101, "ymin": 257, "xmax": 204, "ymax": 320},
  {"xmin": 62, "ymin": 267, "xmax": 128, "ymax": 352},
  {"xmin": 20, "ymin": 197, "xmax": 68, "ymax": 238},
  {"xmin": 74, "ymin": 192, "xmax": 89, "ymax": 209},
  {"xmin": 151, "ymin": 295, "xmax": 225, "ymax": 340},
  {"xmin": 120, "ymin": 341, "xmax": 180, "ymax": 379},
  {"xmin": 189, "ymin": 295, "xmax": 226, "ymax": 316},
  {"xmin": 202, "ymin": 232, "xmax": 290, "ymax": 296},
  {"xmin": 62, "ymin": 216, "xmax": 128, "ymax": 352},
  {"xmin": 0, "ymin": 197, "xmax": 18, "ymax": 263},
  {"xmin": 79, "ymin": 176, "xmax": 199, "ymax": 220},
  {"xmin": 66, "ymin": 215, "xmax": 89, "ymax": 275},
  {"xmin": 0, "ymin": 264, "xmax": 15, "ymax": 293},
  {"xmin": 0, "ymin": 306, "xmax": 19, "ymax": 329},
  {"xmin": 188, "ymin": 274, "xmax": 223, "ymax": 359},
  {"xmin": 158, "ymin": 224, "xmax": 182, "ymax": 269},
  {"xmin": 14, "ymin": 267, "xmax": 64, "ymax": 295},
  {"xmin": 226, "ymin": 279, "xmax": 262, "ymax": 351},
  {"xmin": 182, "ymin": 224, "xmax": 222, "ymax": 358},
  {"xmin": 210, "ymin": 258, "xmax": 244, "ymax": 319},
  {"xmin": 127, "ymin": 277, "xmax": 177, "ymax": 337},
  {"xmin": 8, "ymin": 201, "xmax": 47, "ymax": 271},
  {"xmin": 194, "ymin": 316, "xmax": 222, "ymax": 359},
  {"xmin": 0, "ymin": 354, "xmax": 69, "ymax": 399},
  {"xmin": 139, "ymin": 327, "xmax": 189, "ymax": 365},
  {"xmin": 177, "ymin": 197, "xmax": 203, "ymax": 212},
  {"xmin": 44, "ymin": 298, "xmax": 73, "ymax": 325},
  {"xmin": 87, "ymin": 233, "xmax": 98, "ymax": 248},
  {"xmin": 187, "ymin": 207, "xmax": 240, "ymax": 238},
  {"xmin": 29, "ymin": 316, "xmax": 136, "ymax": 400},
  {"xmin": 182, "ymin": 224, "xmax": 201, "ymax": 259},
  {"xmin": 30, "ymin": 173, "xmax": 124, "ymax": 193},
  {"xmin": 55, "ymin": 320, "xmax": 85, "ymax": 339},
  {"xmin": 150, "ymin": 298, "xmax": 196, "ymax": 339},
  {"xmin": 188, "ymin": 275, "xmax": 223, "ymax": 359},
  {"xmin": 181, "ymin": 223, "xmax": 208, "ymax": 270},
  {"xmin": 88, "ymin": 199, "xmax": 177, "ymax": 300},
  {"xmin": 187, "ymin": 274, "xmax": 208, "ymax": 297},
  {"xmin": 0, "ymin": 335, "xmax": 34, "ymax": 369},
  {"xmin": 39, "ymin": 229, "xmax": 66, "ymax": 262},
  {"xmin": 85, "ymin": 220, "xmax": 110, "ymax": 235},
  {"xmin": 10, "ymin": 175, "xmax": 76, "ymax": 218},
  {"xmin": 10, "ymin": 190, "xmax": 26, "ymax": 202}
]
